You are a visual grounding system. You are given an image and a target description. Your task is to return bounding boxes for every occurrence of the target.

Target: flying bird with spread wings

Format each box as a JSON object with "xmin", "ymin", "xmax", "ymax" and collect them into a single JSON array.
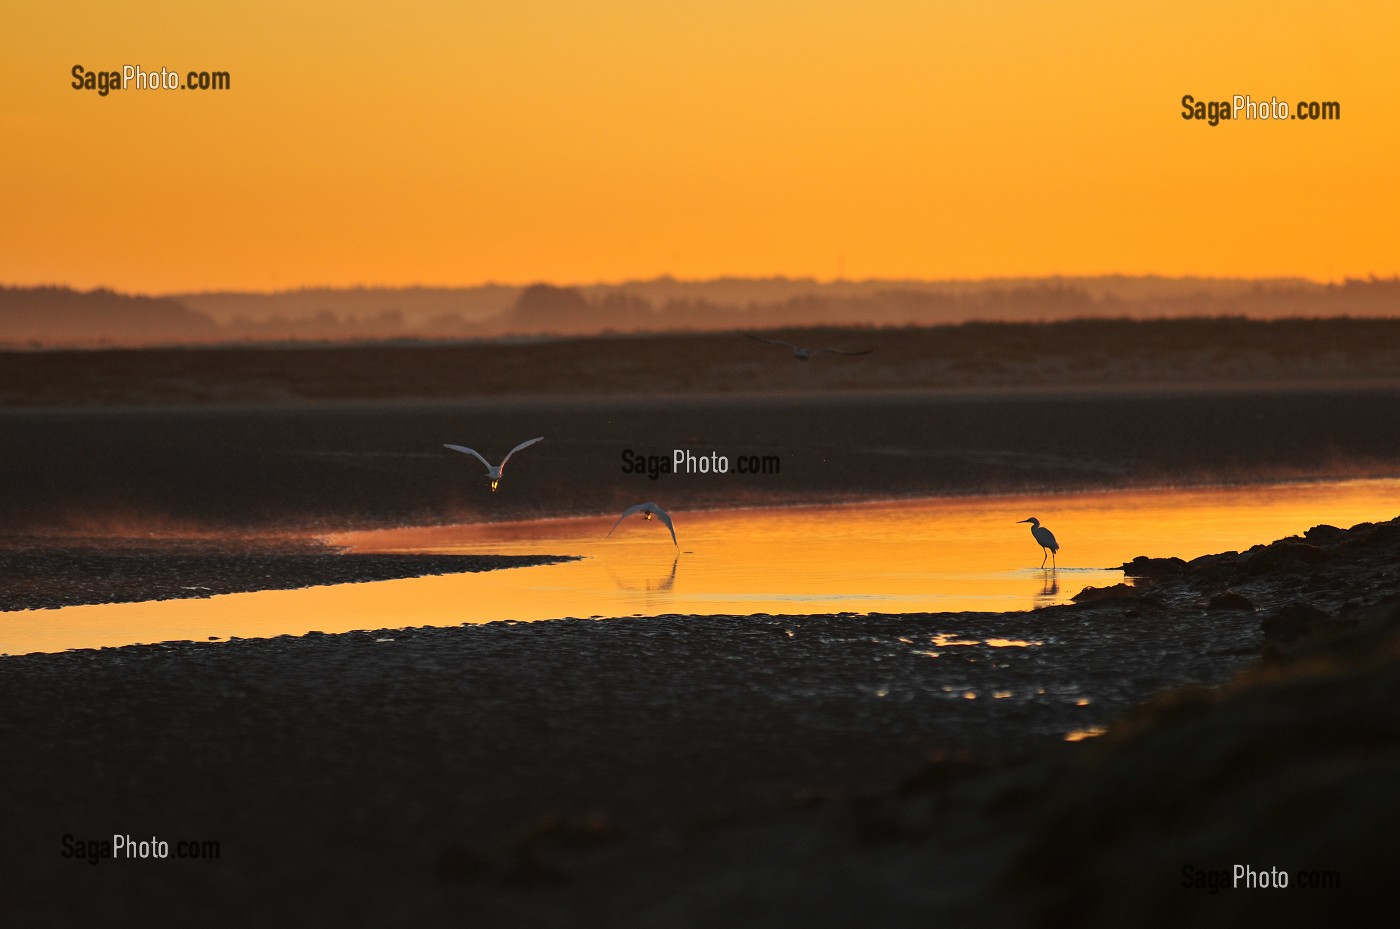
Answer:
[
  {"xmin": 608, "ymin": 502, "xmax": 678, "ymax": 547},
  {"xmin": 442, "ymin": 437, "xmax": 544, "ymax": 491},
  {"xmin": 744, "ymin": 332, "xmax": 873, "ymax": 361}
]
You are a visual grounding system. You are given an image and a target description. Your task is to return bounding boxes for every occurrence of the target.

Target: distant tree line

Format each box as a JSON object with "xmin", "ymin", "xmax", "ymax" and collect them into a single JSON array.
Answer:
[{"xmin": 2, "ymin": 277, "xmax": 1398, "ymax": 347}]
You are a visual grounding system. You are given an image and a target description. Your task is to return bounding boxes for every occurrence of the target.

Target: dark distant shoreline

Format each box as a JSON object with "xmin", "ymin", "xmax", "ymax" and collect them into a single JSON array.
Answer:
[
  {"xmin": 4, "ymin": 276, "xmax": 1399, "ymax": 346},
  {"xmin": 6, "ymin": 317, "xmax": 1400, "ymax": 407}
]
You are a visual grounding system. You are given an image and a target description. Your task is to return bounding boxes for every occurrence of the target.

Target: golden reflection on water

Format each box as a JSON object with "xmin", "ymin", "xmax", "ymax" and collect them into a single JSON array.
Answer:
[
  {"xmin": 1034, "ymin": 570, "xmax": 1060, "ymax": 608},
  {"xmin": 930, "ymin": 635, "xmax": 983, "ymax": 647},
  {"xmin": 4, "ymin": 478, "xmax": 1400, "ymax": 656}
]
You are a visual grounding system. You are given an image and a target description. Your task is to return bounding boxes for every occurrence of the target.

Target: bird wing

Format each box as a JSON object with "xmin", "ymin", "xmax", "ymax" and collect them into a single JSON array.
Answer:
[
  {"xmin": 607, "ymin": 503, "xmax": 650, "ymax": 537},
  {"xmin": 443, "ymin": 444, "xmax": 494, "ymax": 473},
  {"xmin": 651, "ymin": 505, "xmax": 678, "ymax": 546},
  {"xmin": 499, "ymin": 436, "xmax": 544, "ymax": 471},
  {"xmin": 1035, "ymin": 527, "xmax": 1060, "ymax": 551},
  {"xmin": 810, "ymin": 347, "xmax": 873, "ymax": 356},
  {"xmin": 744, "ymin": 332, "xmax": 800, "ymax": 351}
]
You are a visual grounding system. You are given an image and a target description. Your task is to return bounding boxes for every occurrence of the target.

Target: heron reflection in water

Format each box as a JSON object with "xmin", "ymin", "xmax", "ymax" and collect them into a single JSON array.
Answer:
[{"xmin": 1033, "ymin": 569, "xmax": 1060, "ymax": 608}]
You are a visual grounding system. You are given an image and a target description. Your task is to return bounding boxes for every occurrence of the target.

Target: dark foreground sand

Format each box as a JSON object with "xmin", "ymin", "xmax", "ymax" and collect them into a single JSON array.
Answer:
[{"xmin": 1, "ymin": 517, "xmax": 1397, "ymax": 926}]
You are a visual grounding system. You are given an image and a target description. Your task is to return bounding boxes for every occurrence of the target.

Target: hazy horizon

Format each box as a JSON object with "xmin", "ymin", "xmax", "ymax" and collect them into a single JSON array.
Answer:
[
  {"xmin": 2, "ymin": 271, "xmax": 1333, "ymax": 301},
  {"xmin": 4, "ymin": 274, "xmax": 1398, "ymax": 348}
]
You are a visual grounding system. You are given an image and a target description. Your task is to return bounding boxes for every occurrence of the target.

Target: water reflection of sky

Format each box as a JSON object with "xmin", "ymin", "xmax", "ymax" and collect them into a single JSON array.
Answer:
[{"xmin": 5, "ymin": 478, "xmax": 1400, "ymax": 656}]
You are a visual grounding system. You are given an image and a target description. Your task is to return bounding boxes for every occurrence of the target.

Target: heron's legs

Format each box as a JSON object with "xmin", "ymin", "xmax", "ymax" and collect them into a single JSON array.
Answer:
[{"xmin": 1039, "ymin": 548, "xmax": 1048, "ymax": 568}]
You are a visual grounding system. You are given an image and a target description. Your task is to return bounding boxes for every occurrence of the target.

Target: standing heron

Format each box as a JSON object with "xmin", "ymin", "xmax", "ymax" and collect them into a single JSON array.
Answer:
[
  {"xmin": 1018, "ymin": 517, "xmax": 1059, "ymax": 568},
  {"xmin": 443, "ymin": 437, "xmax": 543, "ymax": 491}
]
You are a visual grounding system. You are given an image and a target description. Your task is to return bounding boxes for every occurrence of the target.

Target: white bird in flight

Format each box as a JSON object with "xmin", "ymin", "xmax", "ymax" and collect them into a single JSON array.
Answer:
[
  {"xmin": 443, "ymin": 437, "xmax": 543, "ymax": 491},
  {"xmin": 744, "ymin": 332, "xmax": 873, "ymax": 362},
  {"xmin": 1018, "ymin": 517, "xmax": 1060, "ymax": 568},
  {"xmin": 608, "ymin": 502, "xmax": 678, "ymax": 547}
]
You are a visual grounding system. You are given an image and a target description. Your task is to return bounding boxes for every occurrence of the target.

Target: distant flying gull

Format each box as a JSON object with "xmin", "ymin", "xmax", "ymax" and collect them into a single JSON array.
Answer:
[
  {"xmin": 744, "ymin": 332, "xmax": 873, "ymax": 362},
  {"xmin": 1018, "ymin": 517, "xmax": 1060, "ymax": 568},
  {"xmin": 443, "ymin": 437, "xmax": 543, "ymax": 491},
  {"xmin": 608, "ymin": 502, "xmax": 678, "ymax": 547}
]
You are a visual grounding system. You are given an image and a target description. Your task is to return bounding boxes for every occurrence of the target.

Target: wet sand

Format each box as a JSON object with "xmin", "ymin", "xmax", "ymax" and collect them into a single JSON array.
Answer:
[
  {"xmin": 4, "ymin": 318, "xmax": 1400, "ymax": 536},
  {"xmin": 1, "ymin": 518, "xmax": 1397, "ymax": 926},
  {"xmin": 0, "ymin": 539, "xmax": 574, "ymax": 613},
  {"xmin": 4, "ymin": 385, "xmax": 1400, "ymax": 536},
  {"xmin": 5, "ymin": 318, "xmax": 1400, "ymax": 407}
]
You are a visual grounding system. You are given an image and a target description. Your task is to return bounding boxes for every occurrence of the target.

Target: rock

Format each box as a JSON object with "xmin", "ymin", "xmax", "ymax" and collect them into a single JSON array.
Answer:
[
  {"xmin": 1185, "ymin": 551, "xmax": 1239, "ymax": 583},
  {"xmin": 1303, "ymin": 524, "xmax": 1346, "ymax": 545},
  {"xmin": 1261, "ymin": 602, "xmax": 1332, "ymax": 647},
  {"xmin": 1244, "ymin": 542, "xmax": 1331, "ymax": 576},
  {"xmin": 1073, "ymin": 584, "xmax": 1142, "ymax": 604},
  {"xmin": 1209, "ymin": 591, "xmax": 1255, "ymax": 611},
  {"xmin": 1121, "ymin": 556, "xmax": 1187, "ymax": 578},
  {"xmin": 1342, "ymin": 520, "xmax": 1400, "ymax": 552}
]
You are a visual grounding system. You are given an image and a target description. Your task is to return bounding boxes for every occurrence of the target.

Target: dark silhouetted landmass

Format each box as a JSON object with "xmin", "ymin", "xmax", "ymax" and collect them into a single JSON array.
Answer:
[
  {"xmin": 4, "ymin": 277, "xmax": 1398, "ymax": 346},
  {"xmin": 0, "ymin": 286, "xmax": 219, "ymax": 346}
]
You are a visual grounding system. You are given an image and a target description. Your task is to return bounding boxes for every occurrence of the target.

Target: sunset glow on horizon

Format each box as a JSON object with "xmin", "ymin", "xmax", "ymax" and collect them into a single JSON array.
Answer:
[{"xmin": 2, "ymin": 1, "xmax": 1397, "ymax": 293}]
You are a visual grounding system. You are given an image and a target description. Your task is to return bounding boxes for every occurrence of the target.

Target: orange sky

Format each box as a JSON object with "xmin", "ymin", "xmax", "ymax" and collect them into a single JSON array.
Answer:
[{"xmin": 2, "ymin": 1, "xmax": 1396, "ymax": 293}]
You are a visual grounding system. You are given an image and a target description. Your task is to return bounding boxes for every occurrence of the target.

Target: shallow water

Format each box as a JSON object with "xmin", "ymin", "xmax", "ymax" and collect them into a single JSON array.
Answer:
[{"xmin": 4, "ymin": 478, "xmax": 1399, "ymax": 656}]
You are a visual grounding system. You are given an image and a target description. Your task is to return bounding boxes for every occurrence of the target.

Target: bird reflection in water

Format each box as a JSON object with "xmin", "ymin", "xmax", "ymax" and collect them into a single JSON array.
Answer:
[
  {"xmin": 604, "ymin": 552, "xmax": 680, "ymax": 594},
  {"xmin": 1033, "ymin": 569, "xmax": 1059, "ymax": 608}
]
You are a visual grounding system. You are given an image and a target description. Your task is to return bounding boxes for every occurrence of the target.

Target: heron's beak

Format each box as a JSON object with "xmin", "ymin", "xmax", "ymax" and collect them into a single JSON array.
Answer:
[
  {"xmin": 490, "ymin": 480, "xmax": 499, "ymax": 492},
  {"xmin": 1017, "ymin": 519, "xmax": 1030, "ymax": 523}
]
